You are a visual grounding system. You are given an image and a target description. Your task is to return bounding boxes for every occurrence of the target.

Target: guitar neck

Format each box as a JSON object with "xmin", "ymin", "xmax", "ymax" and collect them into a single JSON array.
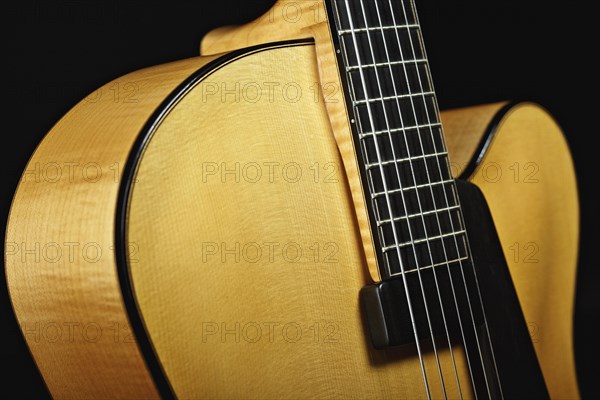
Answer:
[
  {"xmin": 326, "ymin": 0, "xmax": 469, "ymax": 280},
  {"xmin": 325, "ymin": 3, "xmax": 505, "ymax": 396}
]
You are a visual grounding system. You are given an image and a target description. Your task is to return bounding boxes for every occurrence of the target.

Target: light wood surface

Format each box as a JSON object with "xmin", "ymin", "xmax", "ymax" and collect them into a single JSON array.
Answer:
[
  {"xmin": 306, "ymin": 21, "xmax": 381, "ymax": 281},
  {"xmin": 441, "ymin": 102, "xmax": 508, "ymax": 177},
  {"xmin": 128, "ymin": 42, "xmax": 471, "ymax": 400},
  {"xmin": 201, "ymin": 0, "xmax": 326, "ymax": 56},
  {"xmin": 469, "ymin": 104, "xmax": 580, "ymax": 399},
  {"xmin": 443, "ymin": 102, "xmax": 580, "ymax": 399},
  {"xmin": 204, "ymin": 0, "xmax": 384, "ymax": 282},
  {"xmin": 5, "ymin": 54, "xmax": 220, "ymax": 398}
]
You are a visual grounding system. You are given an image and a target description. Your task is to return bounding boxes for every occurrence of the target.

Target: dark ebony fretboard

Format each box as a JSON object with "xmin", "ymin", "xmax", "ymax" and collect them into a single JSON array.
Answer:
[{"xmin": 328, "ymin": 0, "xmax": 469, "ymax": 280}]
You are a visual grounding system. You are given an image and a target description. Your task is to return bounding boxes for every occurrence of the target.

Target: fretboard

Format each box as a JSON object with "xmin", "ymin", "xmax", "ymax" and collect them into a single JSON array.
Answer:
[{"xmin": 328, "ymin": 0, "xmax": 469, "ymax": 280}]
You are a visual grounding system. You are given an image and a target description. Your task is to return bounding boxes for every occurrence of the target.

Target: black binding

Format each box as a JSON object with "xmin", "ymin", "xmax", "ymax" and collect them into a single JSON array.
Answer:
[
  {"xmin": 114, "ymin": 39, "xmax": 315, "ymax": 398},
  {"xmin": 458, "ymin": 102, "xmax": 519, "ymax": 180}
]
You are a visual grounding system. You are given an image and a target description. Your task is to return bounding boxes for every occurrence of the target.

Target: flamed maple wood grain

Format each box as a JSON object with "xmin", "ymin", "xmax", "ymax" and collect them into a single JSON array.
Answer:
[{"xmin": 5, "ymin": 54, "xmax": 220, "ymax": 399}]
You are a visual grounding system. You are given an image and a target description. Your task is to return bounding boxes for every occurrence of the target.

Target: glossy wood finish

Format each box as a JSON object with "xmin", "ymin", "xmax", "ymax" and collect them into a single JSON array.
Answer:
[
  {"xmin": 469, "ymin": 103, "xmax": 580, "ymax": 399},
  {"xmin": 443, "ymin": 102, "xmax": 580, "ymax": 399},
  {"xmin": 205, "ymin": 1, "xmax": 384, "ymax": 283},
  {"xmin": 5, "ymin": 54, "xmax": 220, "ymax": 399},
  {"xmin": 201, "ymin": 0, "xmax": 326, "ymax": 56},
  {"xmin": 440, "ymin": 102, "xmax": 508, "ymax": 177}
]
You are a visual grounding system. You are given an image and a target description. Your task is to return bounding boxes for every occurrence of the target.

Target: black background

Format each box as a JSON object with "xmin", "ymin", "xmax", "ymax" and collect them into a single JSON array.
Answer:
[{"xmin": 2, "ymin": 1, "xmax": 597, "ymax": 398}]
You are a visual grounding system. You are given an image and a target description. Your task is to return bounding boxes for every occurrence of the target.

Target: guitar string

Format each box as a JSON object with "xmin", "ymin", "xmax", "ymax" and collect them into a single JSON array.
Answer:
[
  {"xmin": 399, "ymin": 0, "xmax": 503, "ymax": 397},
  {"xmin": 406, "ymin": 1, "xmax": 505, "ymax": 395},
  {"xmin": 391, "ymin": 1, "xmax": 489, "ymax": 397},
  {"xmin": 368, "ymin": 0, "xmax": 466, "ymax": 397},
  {"xmin": 334, "ymin": 0, "xmax": 431, "ymax": 397},
  {"xmin": 353, "ymin": 0, "xmax": 466, "ymax": 397},
  {"xmin": 381, "ymin": 0, "xmax": 477, "ymax": 395}
]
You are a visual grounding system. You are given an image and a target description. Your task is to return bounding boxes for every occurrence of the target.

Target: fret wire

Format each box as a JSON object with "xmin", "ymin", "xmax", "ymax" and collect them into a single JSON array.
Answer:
[
  {"xmin": 338, "ymin": 24, "xmax": 419, "ymax": 35},
  {"xmin": 359, "ymin": 122, "xmax": 442, "ymax": 139},
  {"xmin": 337, "ymin": 0, "xmax": 432, "ymax": 396},
  {"xmin": 371, "ymin": 179, "xmax": 454, "ymax": 199},
  {"xmin": 377, "ymin": 205, "xmax": 461, "ymax": 226},
  {"xmin": 390, "ymin": 255, "xmax": 470, "ymax": 277},
  {"xmin": 365, "ymin": 151, "xmax": 448, "ymax": 169},
  {"xmin": 383, "ymin": 230, "xmax": 467, "ymax": 252},
  {"xmin": 346, "ymin": 58, "xmax": 428, "ymax": 72},
  {"xmin": 353, "ymin": 91, "xmax": 435, "ymax": 105}
]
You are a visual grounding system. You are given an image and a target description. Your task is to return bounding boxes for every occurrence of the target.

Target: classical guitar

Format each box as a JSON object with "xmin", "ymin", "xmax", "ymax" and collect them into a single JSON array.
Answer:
[{"xmin": 5, "ymin": 0, "xmax": 579, "ymax": 398}]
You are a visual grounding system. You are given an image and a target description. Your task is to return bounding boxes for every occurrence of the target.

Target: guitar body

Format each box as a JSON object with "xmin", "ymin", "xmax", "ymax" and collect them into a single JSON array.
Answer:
[{"xmin": 5, "ymin": 2, "xmax": 579, "ymax": 399}]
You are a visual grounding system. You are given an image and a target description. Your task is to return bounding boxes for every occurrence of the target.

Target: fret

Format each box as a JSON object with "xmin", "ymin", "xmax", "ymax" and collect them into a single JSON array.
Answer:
[
  {"xmin": 338, "ymin": 24, "xmax": 419, "ymax": 35},
  {"xmin": 367, "ymin": 154, "xmax": 452, "ymax": 193},
  {"xmin": 349, "ymin": 61, "xmax": 432, "ymax": 100},
  {"xmin": 374, "ymin": 199, "xmax": 461, "ymax": 248},
  {"xmin": 371, "ymin": 179, "xmax": 454, "ymax": 199},
  {"xmin": 388, "ymin": 256, "xmax": 470, "ymax": 277},
  {"xmin": 379, "ymin": 205, "xmax": 464, "ymax": 245},
  {"xmin": 353, "ymin": 91, "xmax": 435, "ymax": 106},
  {"xmin": 383, "ymin": 230, "xmax": 467, "ymax": 252},
  {"xmin": 365, "ymin": 151, "xmax": 448, "ymax": 170},
  {"xmin": 346, "ymin": 58, "xmax": 427, "ymax": 71},
  {"xmin": 378, "ymin": 205, "xmax": 462, "ymax": 226},
  {"xmin": 374, "ymin": 182, "xmax": 458, "ymax": 221},
  {"xmin": 377, "ymin": 206, "xmax": 460, "ymax": 226},
  {"xmin": 340, "ymin": 27, "xmax": 424, "ymax": 66},
  {"xmin": 387, "ymin": 233, "xmax": 469, "ymax": 275},
  {"xmin": 361, "ymin": 126, "xmax": 446, "ymax": 168},
  {"xmin": 359, "ymin": 122, "xmax": 442, "ymax": 139}
]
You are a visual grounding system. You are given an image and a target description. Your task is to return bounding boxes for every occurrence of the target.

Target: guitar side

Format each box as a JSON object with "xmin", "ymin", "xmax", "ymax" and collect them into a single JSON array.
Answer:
[{"xmin": 443, "ymin": 103, "xmax": 580, "ymax": 399}]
